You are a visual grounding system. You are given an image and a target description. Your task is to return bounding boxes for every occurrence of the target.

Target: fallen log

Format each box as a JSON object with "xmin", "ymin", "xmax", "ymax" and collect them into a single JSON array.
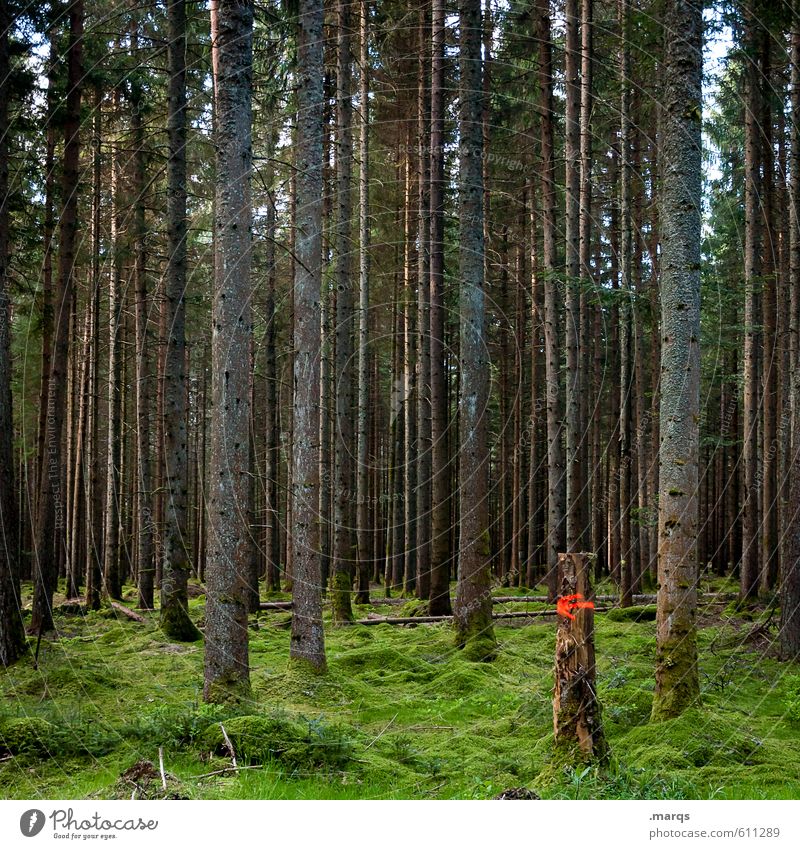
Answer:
[
  {"xmin": 351, "ymin": 608, "xmax": 610, "ymax": 626},
  {"xmin": 258, "ymin": 601, "xmax": 293, "ymax": 611},
  {"xmin": 110, "ymin": 601, "xmax": 146, "ymax": 623}
]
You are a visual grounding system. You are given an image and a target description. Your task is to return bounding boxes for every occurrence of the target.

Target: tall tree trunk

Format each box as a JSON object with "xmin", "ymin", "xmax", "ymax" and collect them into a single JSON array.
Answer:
[
  {"xmin": 31, "ymin": 0, "xmax": 84, "ymax": 633},
  {"xmin": 403, "ymin": 147, "xmax": 418, "ymax": 596},
  {"xmin": 85, "ymin": 82, "xmax": 103, "ymax": 612},
  {"xmin": 537, "ymin": 0, "xmax": 565, "ymax": 601},
  {"xmin": 131, "ymin": 16, "xmax": 155, "ymax": 609},
  {"xmin": 454, "ymin": 0, "xmax": 496, "ymax": 659},
  {"xmin": 782, "ymin": 10, "xmax": 800, "ymax": 660},
  {"xmin": 564, "ymin": 0, "xmax": 582, "ymax": 552},
  {"xmin": 204, "ymin": 0, "xmax": 254, "ymax": 700},
  {"xmin": 290, "ymin": 0, "xmax": 327, "ymax": 673},
  {"xmin": 618, "ymin": 0, "xmax": 634, "ymax": 608},
  {"xmin": 652, "ymin": 0, "xmax": 702, "ymax": 721},
  {"xmin": 332, "ymin": 0, "xmax": 356, "ymax": 622},
  {"xmin": 741, "ymin": 9, "xmax": 762, "ymax": 602},
  {"xmin": 103, "ymin": 86, "xmax": 124, "ymax": 603},
  {"xmin": 760, "ymin": 31, "xmax": 778, "ymax": 596},
  {"xmin": 0, "ymin": 0, "xmax": 26, "ymax": 664},
  {"xmin": 264, "ymin": 188, "xmax": 281, "ymax": 592},
  {"xmin": 161, "ymin": 0, "xmax": 201, "ymax": 641},
  {"xmin": 428, "ymin": 0, "xmax": 452, "ymax": 615},
  {"xmin": 355, "ymin": 0, "xmax": 372, "ymax": 605}
]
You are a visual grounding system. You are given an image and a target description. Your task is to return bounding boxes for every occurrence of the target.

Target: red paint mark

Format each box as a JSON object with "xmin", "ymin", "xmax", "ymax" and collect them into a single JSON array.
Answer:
[{"xmin": 556, "ymin": 593, "xmax": 595, "ymax": 620}]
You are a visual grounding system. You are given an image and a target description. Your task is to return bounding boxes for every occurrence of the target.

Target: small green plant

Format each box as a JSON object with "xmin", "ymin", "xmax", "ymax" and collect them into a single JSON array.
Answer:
[{"xmin": 783, "ymin": 675, "xmax": 800, "ymax": 723}]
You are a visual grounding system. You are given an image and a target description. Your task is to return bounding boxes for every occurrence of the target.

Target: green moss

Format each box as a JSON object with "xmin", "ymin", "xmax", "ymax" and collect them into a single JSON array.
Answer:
[
  {"xmin": 607, "ymin": 605, "xmax": 658, "ymax": 622},
  {"xmin": 330, "ymin": 571, "xmax": 355, "ymax": 624},
  {"xmin": 1, "ymin": 579, "xmax": 799, "ymax": 800},
  {"xmin": 0, "ymin": 717, "xmax": 54, "ymax": 756},
  {"xmin": 199, "ymin": 713, "xmax": 353, "ymax": 771}
]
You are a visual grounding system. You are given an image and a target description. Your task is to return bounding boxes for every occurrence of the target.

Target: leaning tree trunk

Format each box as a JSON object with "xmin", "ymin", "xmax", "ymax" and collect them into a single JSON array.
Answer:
[
  {"xmin": 204, "ymin": 0, "xmax": 254, "ymax": 701},
  {"xmin": 31, "ymin": 0, "xmax": 84, "ymax": 634},
  {"xmin": 652, "ymin": 0, "xmax": 702, "ymax": 721},
  {"xmin": 290, "ymin": 0, "xmax": 327, "ymax": 674},
  {"xmin": 331, "ymin": 0, "xmax": 356, "ymax": 623},
  {"xmin": 161, "ymin": 0, "xmax": 201, "ymax": 642},
  {"xmin": 0, "ymin": 0, "xmax": 26, "ymax": 664},
  {"xmin": 453, "ymin": 0, "xmax": 496, "ymax": 660}
]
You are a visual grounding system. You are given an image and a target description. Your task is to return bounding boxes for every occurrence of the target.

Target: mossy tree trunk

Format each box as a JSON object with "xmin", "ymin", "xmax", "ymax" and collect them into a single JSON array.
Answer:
[
  {"xmin": 204, "ymin": 0, "xmax": 254, "ymax": 701},
  {"xmin": 289, "ymin": 0, "xmax": 327, "ymax": 674},
  {"xmin": 453, "ymin": 0, "xmax": 496, "ymax": 662},
  {"xmin": 652, "ymin": 0, "xmax": 702, "ymax": 722},
  {"xmin": 161, "ymin": 0, "xmax": 201, "ymax": 643},
  {"xmin": 553, "ymin": 552, "xmax": 606, "ymax": 760}
]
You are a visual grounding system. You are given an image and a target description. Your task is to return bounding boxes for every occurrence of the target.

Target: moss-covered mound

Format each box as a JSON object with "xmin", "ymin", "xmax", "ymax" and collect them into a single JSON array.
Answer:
[
  {"xmin": 0, "ymin": 717, "xmax": 54, "ymax": 757},
  {"xmin": 616, "ymin": 707, "xmax": 766, "ymax": 771},
  {"xmin": 199, "ymin": 713, "xmax": 354, "ymax": 772},
  {"xmin": 607, "ymin": 605, "xmax": 658, "ymax": 622}
]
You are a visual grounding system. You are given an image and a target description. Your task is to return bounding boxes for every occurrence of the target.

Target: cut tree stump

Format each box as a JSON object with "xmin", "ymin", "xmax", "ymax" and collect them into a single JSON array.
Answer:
[{"xmin": 553, "ymin": 552, "xmax": 606, "ymax": 761}]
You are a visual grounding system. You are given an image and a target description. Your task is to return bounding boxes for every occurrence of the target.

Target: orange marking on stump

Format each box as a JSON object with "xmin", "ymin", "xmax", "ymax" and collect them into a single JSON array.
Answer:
[{"xmin": 556, "ymin": 593, "xmax": 595, "ymax": 620}]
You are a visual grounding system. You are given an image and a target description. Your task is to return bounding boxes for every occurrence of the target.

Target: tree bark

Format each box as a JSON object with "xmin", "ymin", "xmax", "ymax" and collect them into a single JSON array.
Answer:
[
  {"xmin": 204, "ymin": 0, "xmax": 254, "ymax": 700},
  {"xmin": 652, "ymin": 0, "xmax": 702, "ymax": 721},
  {"xmin": 355, "ymin": 0, "xmax": 372, "ymax": 605},
  {"xmin": 31, "ymin": 0, "xmax": 84, "ymax": 633},
  {"xmin": 0, "ymin": 0, "xmax": 26, "ymax": 664},
  {"xmin": 161, "ymin": 0, "xmax": 201, "ymax": 641},
  {"xmin": 428, "ymin": 0, "xmax": 452, "ymax": 615},
  {"xmin": 454, "ymin": 0, "xmax": 496, "ymax": 660},
  {"xmin": 290, "ymin": 0, "xmax": 327, "ymax": 673},
  {"xmin": 554, "ymin": 552, "xmax": 606, "ymax": 760},
  {"xmin": 331, "ymin": 0, "xmax": 356, "ymax": 622},
  {"xmin": 537, "ymin": 0, "xmax": 565, "ymax": 601}
]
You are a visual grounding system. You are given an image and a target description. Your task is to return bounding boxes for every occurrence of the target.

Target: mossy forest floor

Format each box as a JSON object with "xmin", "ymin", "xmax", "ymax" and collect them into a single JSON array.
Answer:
[{"xmin": 1, "ymin": 577, "xmax": 799, "ymax": 800}]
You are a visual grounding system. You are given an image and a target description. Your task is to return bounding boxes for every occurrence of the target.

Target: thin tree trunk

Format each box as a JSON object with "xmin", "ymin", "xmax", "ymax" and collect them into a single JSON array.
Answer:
[
  {"xmin": 290, "ymin": 0, "xmax": 327, "ymax": 673},
  {"xmin": 355, "ymin": 0, "xmax": 372, "ymax": 605},
  {"xmin": 428, "ymin": 0, "xmax": 452, "ymax": 615},
  {"xmin": 131, "ymin": 16, "xmax": 155, "ymax": 609},
  {"xmin": 31, "ymin": 0, "xmax": 84, "ymax": 633},
  {"xmin": 331, "ymin": 0, "xmax": 356, "ymax": 622},
  {"xmin": 564, "ymin": 0, "xmax": 582, "ymax": 552},
  {"xmin": 537, "ymin": 0, "xmax": 565, "ymax": 601},
  {"xmin": 742, "ymin": 10, "xmax": 762, "ymax": 601},
  {"xmin": 0, "ymin": 0, "xmax": 26, "ymax": 663}
]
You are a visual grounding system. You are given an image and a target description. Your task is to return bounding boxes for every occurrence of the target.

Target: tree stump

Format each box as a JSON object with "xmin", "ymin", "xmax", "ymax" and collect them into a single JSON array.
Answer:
[{"xmin": 553, "ymin": 552, "xmax": 606, "ymax": 761}]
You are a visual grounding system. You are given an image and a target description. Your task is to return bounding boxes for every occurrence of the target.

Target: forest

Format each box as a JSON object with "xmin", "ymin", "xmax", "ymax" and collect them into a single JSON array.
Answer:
[{"xmin": 0, "ymin": 0, "xmax": 799, "ymax": 802}]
